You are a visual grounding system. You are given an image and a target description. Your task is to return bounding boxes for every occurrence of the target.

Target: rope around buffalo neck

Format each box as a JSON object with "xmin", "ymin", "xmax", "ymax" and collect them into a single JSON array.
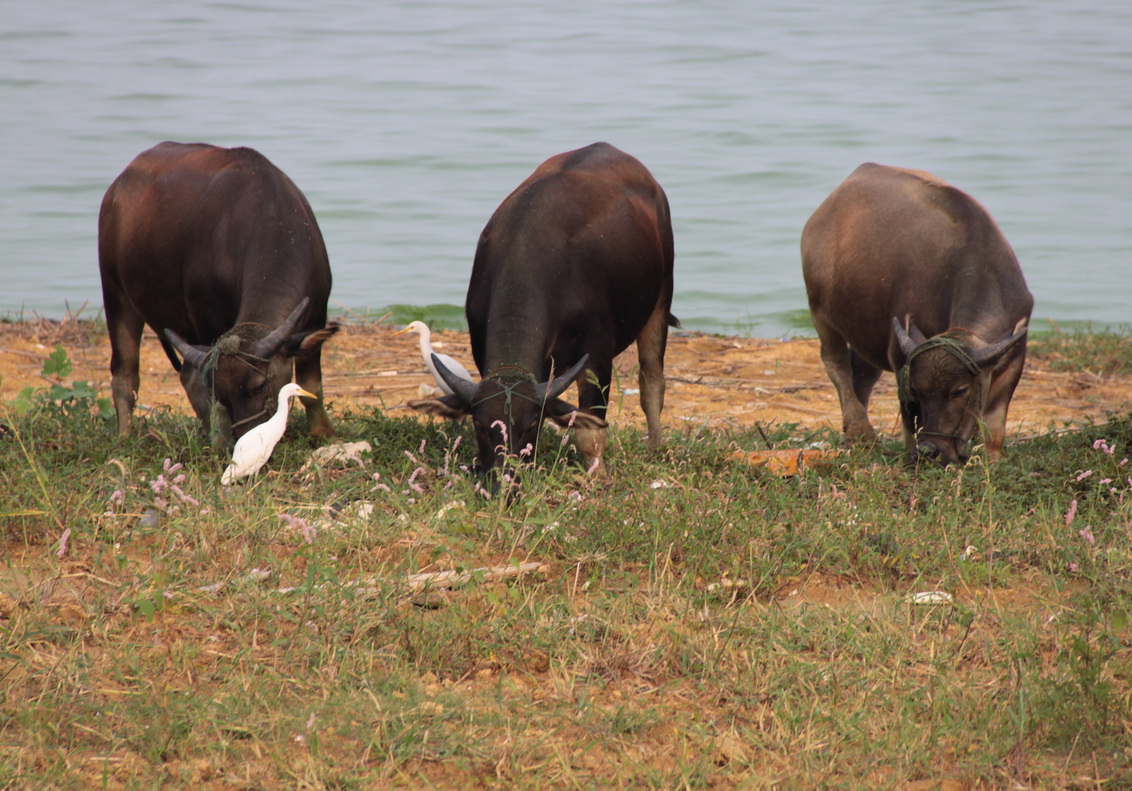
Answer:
[
  {"xmin": 202, "ymin": 325, "xmax": 273, "ymax": 430},
  {"xmin": 895, "ymin": 336, "xmax": 980, "ymax": 406},
  {"xmin": 473, "ymin": 372, "xmax": 543, "ymax": 418}
]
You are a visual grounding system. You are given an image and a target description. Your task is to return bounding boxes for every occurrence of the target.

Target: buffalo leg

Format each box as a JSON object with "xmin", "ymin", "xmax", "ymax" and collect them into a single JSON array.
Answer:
[
  {"xmin": 815, "ymin": 323, "xmax": 875, "ymax": 443},
  {"xmin": 573, "ymin": 357, "xmax": 612, "ymax": 478},
  {"xmin": 105, "ymin": 299, "xmax": 144, "ymax": 436},
  {"xmin": 850, "ymin": 350, "xmax": 883, "ymax": 411},
  {"xmin": 636, "ymin": 303, "xmax": 669, "ymax": 450},
  {"xmin": 979, "ymin": 347, "xmax": 1027, "ymax": 461},
  {"xmin": 294, "ymin": 352, "xmax": 334, "ymax": 439}
]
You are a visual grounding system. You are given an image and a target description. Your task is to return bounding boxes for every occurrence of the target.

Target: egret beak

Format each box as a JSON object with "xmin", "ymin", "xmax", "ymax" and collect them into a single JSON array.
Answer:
[
  {"xmin": 294, "ymin": 387, "xmax": 318, "ymax": 400},
  {"xmin": 392, "ymin": 326, "xmax": 411, "ymax": 336}
]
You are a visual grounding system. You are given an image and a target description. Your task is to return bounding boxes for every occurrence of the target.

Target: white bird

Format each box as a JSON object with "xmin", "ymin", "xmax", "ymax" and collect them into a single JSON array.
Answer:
[
  {"xmin": 221, "ymin": 383, "xmax": 318, "ymax": 485},
  {"xmin": 393, "ymin": 320, "xmax": 474, "ymax": 396}
]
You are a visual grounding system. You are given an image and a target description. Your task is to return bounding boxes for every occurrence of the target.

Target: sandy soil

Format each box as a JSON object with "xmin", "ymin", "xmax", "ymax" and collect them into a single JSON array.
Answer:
[{"xmin": 3, "ymin": 316, "xmax": 1131, "ymax": 444}]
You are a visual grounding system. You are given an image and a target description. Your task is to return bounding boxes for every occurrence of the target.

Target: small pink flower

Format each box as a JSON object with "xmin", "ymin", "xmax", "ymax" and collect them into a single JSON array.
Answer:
[
  {"xmin": 57, "ymin": 528, "xmax": 71, "ymax": 559},
  {"xmin": 406, "ymin": 467, "xmax": 426, "ymax": 494},
  {"xmin": 1064, "ymin": 499, "xmax": 1078, "ymax": 528},
  {"xmin": 1076, "ymin": 470, "xmax": 1093, "ymax": 482},
  {"xmin": 1078, "ymin": 526, "xmax": 1095, "ymax": 546},
  {"xmin": 280, "ymin": 513, "xmax": 316, "ymax": 544},
  {"xmin": 1092, "ymin": 439, "xmax": 1116, "ymax": 455},
  {"xmin": 490, "ymin": 420, "xmax": 509, "ymax": 444}
]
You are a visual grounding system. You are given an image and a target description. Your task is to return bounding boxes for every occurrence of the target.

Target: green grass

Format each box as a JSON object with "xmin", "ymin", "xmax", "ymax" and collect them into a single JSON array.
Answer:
[
  {"xmin": 1030, "ymin": 322, "xmax": 1132, "ymax": 377},
  {"xmin": 1, "ymin": 345, "xmax": 1131, "ymax": 788}
]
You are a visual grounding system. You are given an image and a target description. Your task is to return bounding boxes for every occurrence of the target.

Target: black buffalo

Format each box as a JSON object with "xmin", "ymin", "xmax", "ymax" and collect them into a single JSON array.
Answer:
[
  {"xmin": 410, "ymin": 142, "xmax": 677, "ymax": 478},
  {"xmin": 801, "ymin": 163, "xmax": 1033, "ymax": 465},
  {"xmin": 98, "ymin": 141, "xmax": 338, "ymax": 445}
]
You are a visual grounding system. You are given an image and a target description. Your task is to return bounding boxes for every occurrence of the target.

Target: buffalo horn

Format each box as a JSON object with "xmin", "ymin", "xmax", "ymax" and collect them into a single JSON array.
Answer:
[
  {"xmin": 254, "ymin": 297, "xmax": 311, "ymax": 358},
  {"xmin": 532, "ymin": 354, "xmax": 591, "ymax": 404},
  {"xmin": 891, "ymin": 317, "xmax": 919, "ymax": 357},
  {"xmin": 969, "ymin": 326, "xmax": 1028, "ymax": 369},
  {"xmin": 431, "ymin": 353, "xmax": 479, "ymax": 404},
  {"xmin": 164, "ymin": 328, "xmax": 209, "ymax": 369}
]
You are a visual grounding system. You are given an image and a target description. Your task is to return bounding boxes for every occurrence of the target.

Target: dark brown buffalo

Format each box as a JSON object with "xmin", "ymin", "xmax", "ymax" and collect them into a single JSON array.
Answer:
[
  {"xmin": 801, "ymin": 162, "xmax": 1033, "ymax": 464},
  {"xmin": 409, "ymin": 142, "xmax": 677, "ymax": 479},
  {"xmin": 98, "ymin": 141, "xmax": 338, "ymax": 445}
]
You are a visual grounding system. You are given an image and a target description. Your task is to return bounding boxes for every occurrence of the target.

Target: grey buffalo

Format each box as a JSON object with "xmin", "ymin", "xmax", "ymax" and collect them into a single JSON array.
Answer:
[
  {"xmin": 409, "ymin": 142, "xmax": 677, "ymax": 479},
  {"xmin": 801, "ymin": 162, "xmax": 1033, "ymax": 464},
  {"xmin": 98, "ymin": 142, "xmax": 338, "ymax": 446}
]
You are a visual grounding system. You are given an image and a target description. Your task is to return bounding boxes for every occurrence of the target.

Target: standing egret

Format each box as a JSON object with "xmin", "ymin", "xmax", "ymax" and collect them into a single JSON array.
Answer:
[
  {"xmin": 221, "ymin": 383, "xmax": 318, "ymax": 485},
  {"xmin": 394, "ymin": 321, "xmax": 474, "ymax": 396}
]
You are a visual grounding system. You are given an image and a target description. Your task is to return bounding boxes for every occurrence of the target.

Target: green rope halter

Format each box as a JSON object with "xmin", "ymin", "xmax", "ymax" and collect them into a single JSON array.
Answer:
[
  {"xmin": 473, "ymin": 367, "xmax": 544, "ymax": 428},
  {"xmin": 201, "ymin": 324, "xmax": 274, "ymax": 431},
  {"xmin": 896, "ymin": 336, "xmax": 980, "ymax": 405}
]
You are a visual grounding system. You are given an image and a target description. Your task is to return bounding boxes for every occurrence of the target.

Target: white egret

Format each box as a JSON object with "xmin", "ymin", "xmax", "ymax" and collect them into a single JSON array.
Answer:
[
  {"xmin": 394, "ymin": 320, "xmax": 474, "ymax": 396},
  {"xmin": 221, "ymin": 383, "xmax": 318, "ymax": 485}
]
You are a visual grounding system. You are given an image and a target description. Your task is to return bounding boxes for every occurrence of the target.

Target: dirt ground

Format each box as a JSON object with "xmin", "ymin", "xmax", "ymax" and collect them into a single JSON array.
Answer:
[{"xmin": 2, "ymin": 316, "xmax": 1131, "ymax": 441}]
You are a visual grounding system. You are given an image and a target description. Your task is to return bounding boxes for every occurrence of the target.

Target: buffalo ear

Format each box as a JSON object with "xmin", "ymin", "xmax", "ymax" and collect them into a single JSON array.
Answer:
[
  {"xmin": 280, "ymin": 323, "xmax": 340, "ymax": 357},
  {"xmin": 407, "ymin": 395, "xmax": 471, "ymax": 421},
  {"xmin": 545, "ymin": 400, "xmax": 608, "ymax": 430}
]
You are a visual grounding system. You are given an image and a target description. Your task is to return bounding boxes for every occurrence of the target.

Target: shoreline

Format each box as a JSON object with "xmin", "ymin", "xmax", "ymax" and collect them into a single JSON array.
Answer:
[{"xmin": 3, "ymin": 316, "xmax": 1130, "ymax": 443}]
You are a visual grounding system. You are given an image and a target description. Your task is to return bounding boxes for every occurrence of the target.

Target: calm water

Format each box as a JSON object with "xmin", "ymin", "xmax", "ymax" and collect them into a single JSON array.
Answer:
[{"xmin": 3, "ymin": 1, "xmax": 1130, "ymax": 337}]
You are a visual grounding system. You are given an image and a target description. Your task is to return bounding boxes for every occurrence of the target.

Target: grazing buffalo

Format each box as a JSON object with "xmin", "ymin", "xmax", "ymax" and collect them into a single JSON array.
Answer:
[
  {"xmin": 801, "ymin": 162, "xmax": 1033, "ymax": 465},
  {"xmin": 98, "ymin": 141, "xmax": 338, "ymax": 445},
  {"xmin": 410, "ymin": 142, "xmax": 677, "ymax": 479}
]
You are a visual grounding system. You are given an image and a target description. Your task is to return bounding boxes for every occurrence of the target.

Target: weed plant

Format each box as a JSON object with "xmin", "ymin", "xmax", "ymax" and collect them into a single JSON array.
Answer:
[{"xmin": 0, "ymin": 346, "xmax": 1129, "ymax": 788}]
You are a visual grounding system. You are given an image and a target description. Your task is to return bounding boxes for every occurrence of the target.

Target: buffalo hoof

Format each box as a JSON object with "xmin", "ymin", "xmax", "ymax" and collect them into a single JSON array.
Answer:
[{"xmin": 843, "ymin": 422, "xmax": 877, "ymax": 445}]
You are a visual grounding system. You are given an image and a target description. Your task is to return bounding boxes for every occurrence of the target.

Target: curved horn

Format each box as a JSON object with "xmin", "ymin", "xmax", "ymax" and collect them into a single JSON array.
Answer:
[
  {"xmin": 969, "ymin": 326, "xmax": 1028, "ymax": 369},
  {"xmin": 164, "ymin": 328, "xmax": 209, "ymax": 369},
  {"xmin": 431, "ymin": 353, "xmax": 479, "ymax": 405},
  {"xmin": 532, "ymin": 354, "xmax": 591, "ymax": 403},
  {"xmin": 254, "ymin": 296, "xmax": 311, "ymax": 358},
  {"xmin": 891, "ymin": 317, "xmax": 918, "ymax": 357}
]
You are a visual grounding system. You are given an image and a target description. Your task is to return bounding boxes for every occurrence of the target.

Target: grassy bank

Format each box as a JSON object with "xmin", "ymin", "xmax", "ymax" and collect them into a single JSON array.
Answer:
[{"xmin": 1, "ymin": 338, "xmax": 1130, "ymax": 789}]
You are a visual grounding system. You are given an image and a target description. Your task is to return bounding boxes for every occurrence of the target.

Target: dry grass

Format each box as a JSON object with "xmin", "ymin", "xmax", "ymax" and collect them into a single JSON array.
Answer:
[{"xmin": 1, "ymin": 328, "xmax": 1131, "ymax": 788}]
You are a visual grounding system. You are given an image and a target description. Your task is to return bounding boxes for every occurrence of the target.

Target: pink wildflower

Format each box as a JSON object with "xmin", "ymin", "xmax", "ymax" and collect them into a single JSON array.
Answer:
[
  {"xmin": 490, "ymin": 419, "xmax": 509, "ymax": 444},
  {"xmin": 406, "ymin": 466, "xmax": 426, "ymax": 494},
  {"xmin": 280, "ymin": 513, "xmax": 316, "ymax": 544},
  {"xmin": 1078, "ymin": 526, "xmax": 1095, "ymax": 546},
  {"xmin": 1064, "ymin": 499, "xmax": 1078, "ymax": 528}
]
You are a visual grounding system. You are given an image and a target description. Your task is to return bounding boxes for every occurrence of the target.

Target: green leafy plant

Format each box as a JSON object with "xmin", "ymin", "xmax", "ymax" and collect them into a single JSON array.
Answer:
[{"xmin": 10, "ymin": 344, "xmax": 112, "ymax": 419}]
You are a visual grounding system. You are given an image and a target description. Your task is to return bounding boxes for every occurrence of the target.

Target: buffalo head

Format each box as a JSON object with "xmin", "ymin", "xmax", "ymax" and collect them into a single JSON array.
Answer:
[
  {"xmin": 892, "ymin": 317, "xmax": 1028, "ymax": 465},
  {"xmin": 164, "ymin": 298, "xmax": 338, "ymax": 446},
  {"xmin": 409, "ymin": 353, "xmax": 607, "ymax": 485}
]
